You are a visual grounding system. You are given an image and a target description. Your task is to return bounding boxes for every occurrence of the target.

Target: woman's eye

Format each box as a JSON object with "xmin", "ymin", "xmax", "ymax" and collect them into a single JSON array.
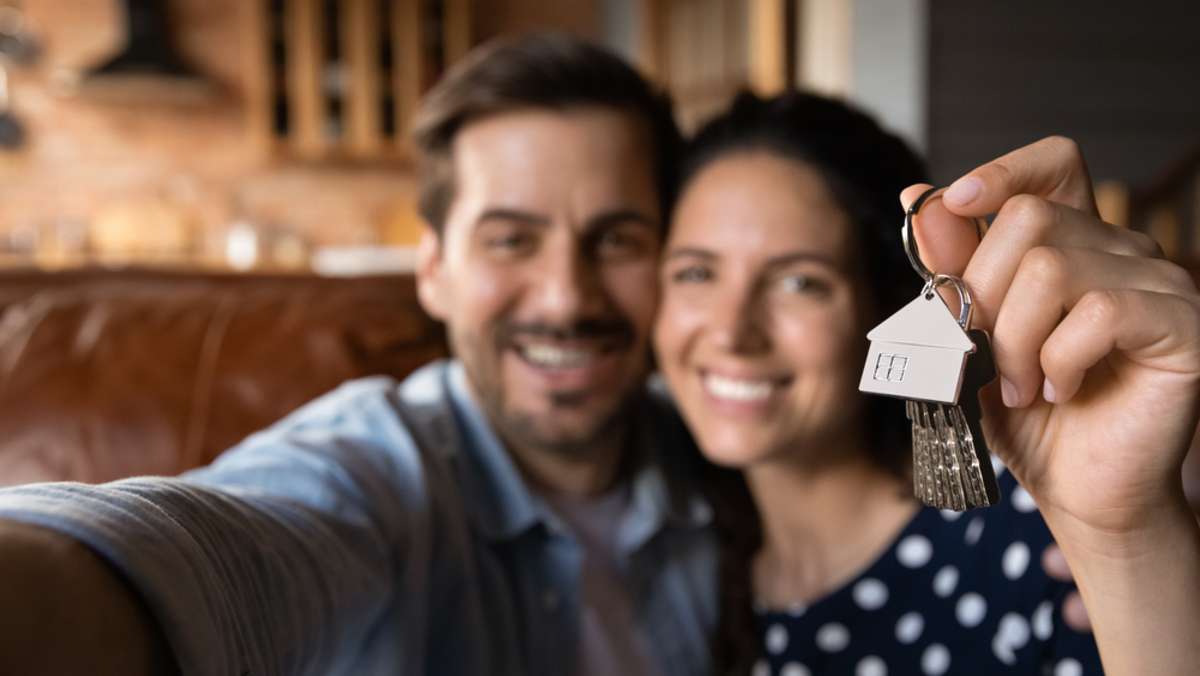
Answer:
[
  {"xmin": 779, "ymin": 274, "xmax": 828, "ymax": 295},
  {"xmin": 670, "ymin": 266, "xmax": 713, "ymax": 283}
]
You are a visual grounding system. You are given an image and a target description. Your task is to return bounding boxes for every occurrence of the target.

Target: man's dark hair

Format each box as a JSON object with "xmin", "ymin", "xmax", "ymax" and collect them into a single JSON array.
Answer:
[{"xmin": 411, "ymin": 32, "xmax": 682, "ymax": 232}]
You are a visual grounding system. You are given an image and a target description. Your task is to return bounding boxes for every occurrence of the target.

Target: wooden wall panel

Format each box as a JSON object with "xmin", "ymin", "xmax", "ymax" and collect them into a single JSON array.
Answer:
[
  {"xmin": 285, "ymin": 0, "xmax": 326, "ymax": 156},
  {"xmin": 927, "ymin": 1, "xmax": 1200, "ymax": 187}
]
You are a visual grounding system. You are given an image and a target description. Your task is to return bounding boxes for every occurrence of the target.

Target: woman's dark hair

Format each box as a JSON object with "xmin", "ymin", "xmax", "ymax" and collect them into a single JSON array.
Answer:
[{"xmin": 679, "ymin": 90, "xmax": 930, "ymax": 676}]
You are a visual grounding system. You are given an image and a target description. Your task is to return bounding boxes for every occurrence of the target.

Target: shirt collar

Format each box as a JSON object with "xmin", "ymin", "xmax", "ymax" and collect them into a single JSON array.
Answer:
[{"xmin": 442, "ymin": 360, "xmax": 713, "ymax": 546}]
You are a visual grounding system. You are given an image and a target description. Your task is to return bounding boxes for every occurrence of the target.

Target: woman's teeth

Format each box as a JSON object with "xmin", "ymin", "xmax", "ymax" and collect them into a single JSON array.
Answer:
[
  {"xmin": 520, "ymin": 344, "xmax": 596, "ymax": 368},
  {"xmin": 704, "ymin": 373, "xmax": 774, "ymax": 402}
]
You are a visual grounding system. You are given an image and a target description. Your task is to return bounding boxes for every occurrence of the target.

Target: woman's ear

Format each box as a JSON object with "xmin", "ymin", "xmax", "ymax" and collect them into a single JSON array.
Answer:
[{"xmin": 415, "ymin": 226, "xmax": 448, "ymax": 321}]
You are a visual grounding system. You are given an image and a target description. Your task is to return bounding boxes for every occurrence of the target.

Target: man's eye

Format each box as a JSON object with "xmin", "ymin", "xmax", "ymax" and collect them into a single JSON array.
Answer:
[
  {"xmin": 595, "ymin": 228, "xmax": 650, "ymax": 259},
  {"xmin": 485, "ymin": 233, "xmax": 533, "ymax": 252},
  {"xmin": 671, "ymin": 266, "xmax": 713, "ymax": 283}
]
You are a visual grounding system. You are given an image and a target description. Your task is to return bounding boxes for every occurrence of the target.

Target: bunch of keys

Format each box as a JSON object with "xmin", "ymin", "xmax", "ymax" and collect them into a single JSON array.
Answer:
[{"xmin": 858, "ymin": 187, "xmax": 1000, "ymax": 511}]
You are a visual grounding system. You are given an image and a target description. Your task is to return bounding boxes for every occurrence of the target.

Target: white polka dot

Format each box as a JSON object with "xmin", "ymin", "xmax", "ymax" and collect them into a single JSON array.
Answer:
[
  {"xmin": 853, "ymin": 578, "xmax": 889, "ymax": 610},
  {"xmin": 752, "ymin": 659, "xmax": 771, "ymax": 676},
  {"xmin": 991, "ymin": 612, "xmax": 1032, "ymax": 665},
  {"xmin": 815, "ymin": 622, "xmax": 851, "ymax": 652},
  {"xmin": 991, "ymin": 454, "xmax": 1006, "ymax": 477},
  {"xmin": 940, "ymin": 509, "xmax": 962, "ymax": 521},
  {"xmin": 921, "ymin": 643, "xmax": 951, "ymax": 675},
  {"xmin": 787, "ymin": 602, "xmax": 807, "ymax": 617},
  {"xmin": 895, "ymin": 612, "xmax": 925, "ymax": 644},
  {"xmin": 956, "ymin": 592, "xmax": 988, "ymax": 627},
  {"xmin": 1001, "ymin": 613, "xmax": 1031, "ymax": 646},
  {"xmin": 933, "ymin": 565, "xmax": 959, "ymax": 597},
  {"xmin": 1055, "ymin": 658, "xmax": 1083, "ymax": 676},
  {"xmin": 1002, "ymin": 541, "xmax": 1031, "ymax": 580},
  {"xmin": 897, "ymin": 534, "xmax": 933, "ymax": 568},
  {"xmin": 965, "ymin": 517, "xmax": 985, "ymax": 545},
  {"xmin": 1033, "ymin": 600, "xmax": 1054, "ymax": 640},
  {"xmin": 1012, "ymin": 486, "xmax": 1038, "ymax": 513},
  {"xmin": 856, "ymin": 655, "xmax": 887, "ymax": 676},
  {"xmin": 765, "ymin": 623, "xmax": 789, "ymax": 654},
  {"xmin": 992, "ymin": 635, "xmax": 1015, "ymax": 665},
  {"xmin": 781, "ymin": 663, "xmax": 810, "ymax": 676}
]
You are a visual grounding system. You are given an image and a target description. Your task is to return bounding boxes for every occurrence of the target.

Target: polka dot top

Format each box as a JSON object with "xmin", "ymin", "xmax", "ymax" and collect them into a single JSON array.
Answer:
[{"xmin": 752, "ymin": 469, "xmax": 1102, "ymax": 675}]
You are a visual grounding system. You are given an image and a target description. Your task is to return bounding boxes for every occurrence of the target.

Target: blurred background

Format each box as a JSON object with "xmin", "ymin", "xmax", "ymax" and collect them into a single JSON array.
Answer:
[{"xmin": 0, "ymin": 0, "xmax": 1195, "ymax": 274}]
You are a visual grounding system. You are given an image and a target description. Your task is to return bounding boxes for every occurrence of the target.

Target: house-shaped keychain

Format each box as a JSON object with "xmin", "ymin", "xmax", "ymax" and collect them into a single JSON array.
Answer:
[{"xmin": 858, "ymin": 291, "xmax": 977, "ymax": 405}]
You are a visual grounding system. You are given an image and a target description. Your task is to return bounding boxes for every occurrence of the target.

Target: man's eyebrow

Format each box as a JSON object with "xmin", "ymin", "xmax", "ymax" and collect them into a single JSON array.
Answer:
[
  {"xmin": 585, "ymin": 208, "xmax": 659, "ymax": 232},
  {"xmin": 474, "ymin": 208, "xmax": 551, "ymax": 228}
]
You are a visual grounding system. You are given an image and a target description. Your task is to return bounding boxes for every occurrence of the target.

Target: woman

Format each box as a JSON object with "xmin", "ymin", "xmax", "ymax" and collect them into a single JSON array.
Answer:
[{"xmin": 654, "ymin": 92, "xmax": 1200, "ymax": 674}]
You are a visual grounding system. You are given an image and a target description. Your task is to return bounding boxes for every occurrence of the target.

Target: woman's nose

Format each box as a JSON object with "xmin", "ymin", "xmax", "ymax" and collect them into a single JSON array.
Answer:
[{"xmin": 709, "ymin": 288, "xmax": 770, "ymax": 354}]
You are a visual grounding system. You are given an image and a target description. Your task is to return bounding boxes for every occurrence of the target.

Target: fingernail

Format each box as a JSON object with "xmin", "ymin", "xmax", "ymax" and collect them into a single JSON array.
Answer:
[
  {"xmin": 1043, "ymin": 379, "xmax": 1057, "ymax": 403},
  {"xmin": 945, "ymin": 176, "xmax": 982, "ymax": 207},
  {"xmin": 1000, "ymin": 377, "xmax": 1019, "ymax": 407}
]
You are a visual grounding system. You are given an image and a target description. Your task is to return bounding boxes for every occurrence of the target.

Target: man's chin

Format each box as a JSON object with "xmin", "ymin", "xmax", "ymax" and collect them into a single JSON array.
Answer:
[{"xmin": 498, "ymin": 405, "xmax": 626, "ymax": 457}]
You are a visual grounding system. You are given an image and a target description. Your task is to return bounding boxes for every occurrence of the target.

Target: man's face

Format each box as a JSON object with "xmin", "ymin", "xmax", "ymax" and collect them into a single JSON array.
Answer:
[{"xmin": 416, "ymin": 107, "xmax": 661, "ymax": 457}]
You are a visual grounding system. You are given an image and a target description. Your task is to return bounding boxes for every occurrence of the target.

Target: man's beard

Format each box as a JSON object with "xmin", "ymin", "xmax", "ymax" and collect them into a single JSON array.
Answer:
[
  {"xmin": 499, "ymin": 393, "xmax": 636, "ymax": 457},
  {"xmin": 453, "ymin": 316, "xmax": 643, "ymax": 457}
]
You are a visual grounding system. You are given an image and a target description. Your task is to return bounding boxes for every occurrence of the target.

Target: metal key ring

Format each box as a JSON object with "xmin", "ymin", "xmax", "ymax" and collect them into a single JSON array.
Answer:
[
  {"xmin": 924, "ymin": 273, "xmax": 973, "ymax": 330},
  {"xmin": 903, "ymin": 186, "xmax": 987, "ymax": 283}
]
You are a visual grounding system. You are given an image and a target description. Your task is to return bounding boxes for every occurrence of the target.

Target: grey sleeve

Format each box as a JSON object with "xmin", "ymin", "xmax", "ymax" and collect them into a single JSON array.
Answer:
[{"xmin": 0, "ymin": 378, "xmax": 440, "ymax": 676}]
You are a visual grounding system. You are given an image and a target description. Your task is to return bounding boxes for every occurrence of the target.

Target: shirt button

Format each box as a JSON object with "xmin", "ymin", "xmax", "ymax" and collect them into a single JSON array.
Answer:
[{"xmin": 541, "ymin": 589, "xmax": 561, "ymax": 612}]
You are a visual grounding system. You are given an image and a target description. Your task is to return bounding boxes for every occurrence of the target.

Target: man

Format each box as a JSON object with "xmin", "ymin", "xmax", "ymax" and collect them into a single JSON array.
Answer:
[{"xmin": 0, "ymin": 34, "xmax": 714, "ymax": 676}]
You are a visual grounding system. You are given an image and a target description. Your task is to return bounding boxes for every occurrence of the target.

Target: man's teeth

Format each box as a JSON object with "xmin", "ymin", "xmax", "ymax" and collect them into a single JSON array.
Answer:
[
  {"xmin": 521, "ymin": 344, "xmax": 596, "ymax": 368},
  {"xmin": 704, "ymin": 374, "xmax": 773, "ymax": 402}
]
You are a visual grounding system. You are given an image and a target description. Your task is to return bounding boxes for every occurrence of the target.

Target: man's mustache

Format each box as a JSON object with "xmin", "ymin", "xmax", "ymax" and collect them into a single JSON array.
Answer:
[{"xmin": 498, "ymin": 318, "xmax": 635, "ymax": 346}]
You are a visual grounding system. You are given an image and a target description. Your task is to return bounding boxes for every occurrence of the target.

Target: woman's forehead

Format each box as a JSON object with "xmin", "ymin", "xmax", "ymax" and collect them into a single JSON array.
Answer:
[{"xmin": 670, "ymin": 152, "xmax": 856, "ymax": 260}]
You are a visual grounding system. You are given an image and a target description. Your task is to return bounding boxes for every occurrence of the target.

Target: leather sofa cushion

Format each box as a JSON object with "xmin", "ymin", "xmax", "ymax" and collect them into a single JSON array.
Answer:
[{"xmin": 0, "ymin": 270, "xmax": 445, "ymax": 485}]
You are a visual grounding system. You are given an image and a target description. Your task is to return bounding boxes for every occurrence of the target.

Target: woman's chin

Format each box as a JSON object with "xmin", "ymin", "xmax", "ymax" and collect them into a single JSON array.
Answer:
[{"xmin": 695, "ymin": 430, "xmax": 773, "ymax": 469}]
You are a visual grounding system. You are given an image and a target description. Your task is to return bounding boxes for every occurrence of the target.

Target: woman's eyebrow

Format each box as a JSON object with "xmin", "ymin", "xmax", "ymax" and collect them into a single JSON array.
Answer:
[
  {"xmin": 763, "ymin": 251, "xmax": 838, "ymax": 268},
  {"xmin": 664, "ymin": 246, "xmax": 716, "ymax": 261}
]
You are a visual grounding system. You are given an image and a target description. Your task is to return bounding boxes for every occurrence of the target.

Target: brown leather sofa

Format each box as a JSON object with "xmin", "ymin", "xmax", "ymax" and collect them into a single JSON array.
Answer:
[{"xmin": 0, "ymin": 269, "xmax": 446, "ymax": 485}]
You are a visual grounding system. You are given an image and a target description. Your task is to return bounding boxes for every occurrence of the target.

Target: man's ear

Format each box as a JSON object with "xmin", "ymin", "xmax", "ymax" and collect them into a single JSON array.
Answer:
[{"xmin": 415, "ymin": 225, "xmax": 448, "ymax": 321}]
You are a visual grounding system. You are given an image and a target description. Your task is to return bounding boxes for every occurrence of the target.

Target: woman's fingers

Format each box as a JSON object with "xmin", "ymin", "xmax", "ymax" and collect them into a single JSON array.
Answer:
[
  {"xmin": 897, "ymin": 188, "xmax": 1159, "ymax": 334},
  {"xmin": 900, "ymin": 184, "xmax": 981, "ymax": 279},
  {"xmin": 941, "ymin": 136, "xmax": 1100, "ymax": 217},
  {"xmin": 992, "ymin": 248, "xmax": 1197, "ymax": 407},
  {"xmin": 1040, "ymin": 288, "xmax": 1200, "ymax": 404}
]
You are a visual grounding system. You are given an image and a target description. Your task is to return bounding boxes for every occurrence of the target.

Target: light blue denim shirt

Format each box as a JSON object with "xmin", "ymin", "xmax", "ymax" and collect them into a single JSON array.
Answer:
[{"xmin": 0, "ymin": 360, "xmax": 718, "ymax": 676}]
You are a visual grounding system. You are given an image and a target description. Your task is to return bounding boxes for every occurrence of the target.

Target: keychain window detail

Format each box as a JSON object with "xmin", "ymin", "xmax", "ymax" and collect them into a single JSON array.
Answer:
[{"xmin": 873, "ymin": 354, "xmax": 908, "ymax": 383}]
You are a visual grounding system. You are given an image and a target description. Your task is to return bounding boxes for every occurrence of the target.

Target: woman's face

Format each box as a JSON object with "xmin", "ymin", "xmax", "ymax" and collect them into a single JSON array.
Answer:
[{"xmin": 655, "ymin": 152, "xmax": 871, "ymax": 468}]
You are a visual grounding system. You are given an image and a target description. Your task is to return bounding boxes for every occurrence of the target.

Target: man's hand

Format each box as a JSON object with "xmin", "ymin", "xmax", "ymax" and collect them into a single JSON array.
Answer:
[{"xmin": 0, "ymin": 519, "xmax": 176, "ymax": 676}]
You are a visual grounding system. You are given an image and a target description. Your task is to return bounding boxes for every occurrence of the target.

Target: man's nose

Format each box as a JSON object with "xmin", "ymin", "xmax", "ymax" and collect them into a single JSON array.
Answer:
[{"xmin": 528, "ymin": 246, "xmax": 608, "ymax": 322}]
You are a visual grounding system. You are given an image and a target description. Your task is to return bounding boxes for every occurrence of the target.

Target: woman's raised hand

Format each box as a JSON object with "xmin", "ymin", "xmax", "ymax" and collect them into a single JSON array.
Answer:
[{"xmin": 901, "ymin": 136, "xmax": 1200, "ymax": 541}]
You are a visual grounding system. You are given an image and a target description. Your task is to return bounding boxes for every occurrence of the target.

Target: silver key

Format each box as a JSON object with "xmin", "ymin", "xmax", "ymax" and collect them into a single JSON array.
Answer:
[{"xmin": 905, "ymin": 327, "xmax": 999, "ymax": 510}]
